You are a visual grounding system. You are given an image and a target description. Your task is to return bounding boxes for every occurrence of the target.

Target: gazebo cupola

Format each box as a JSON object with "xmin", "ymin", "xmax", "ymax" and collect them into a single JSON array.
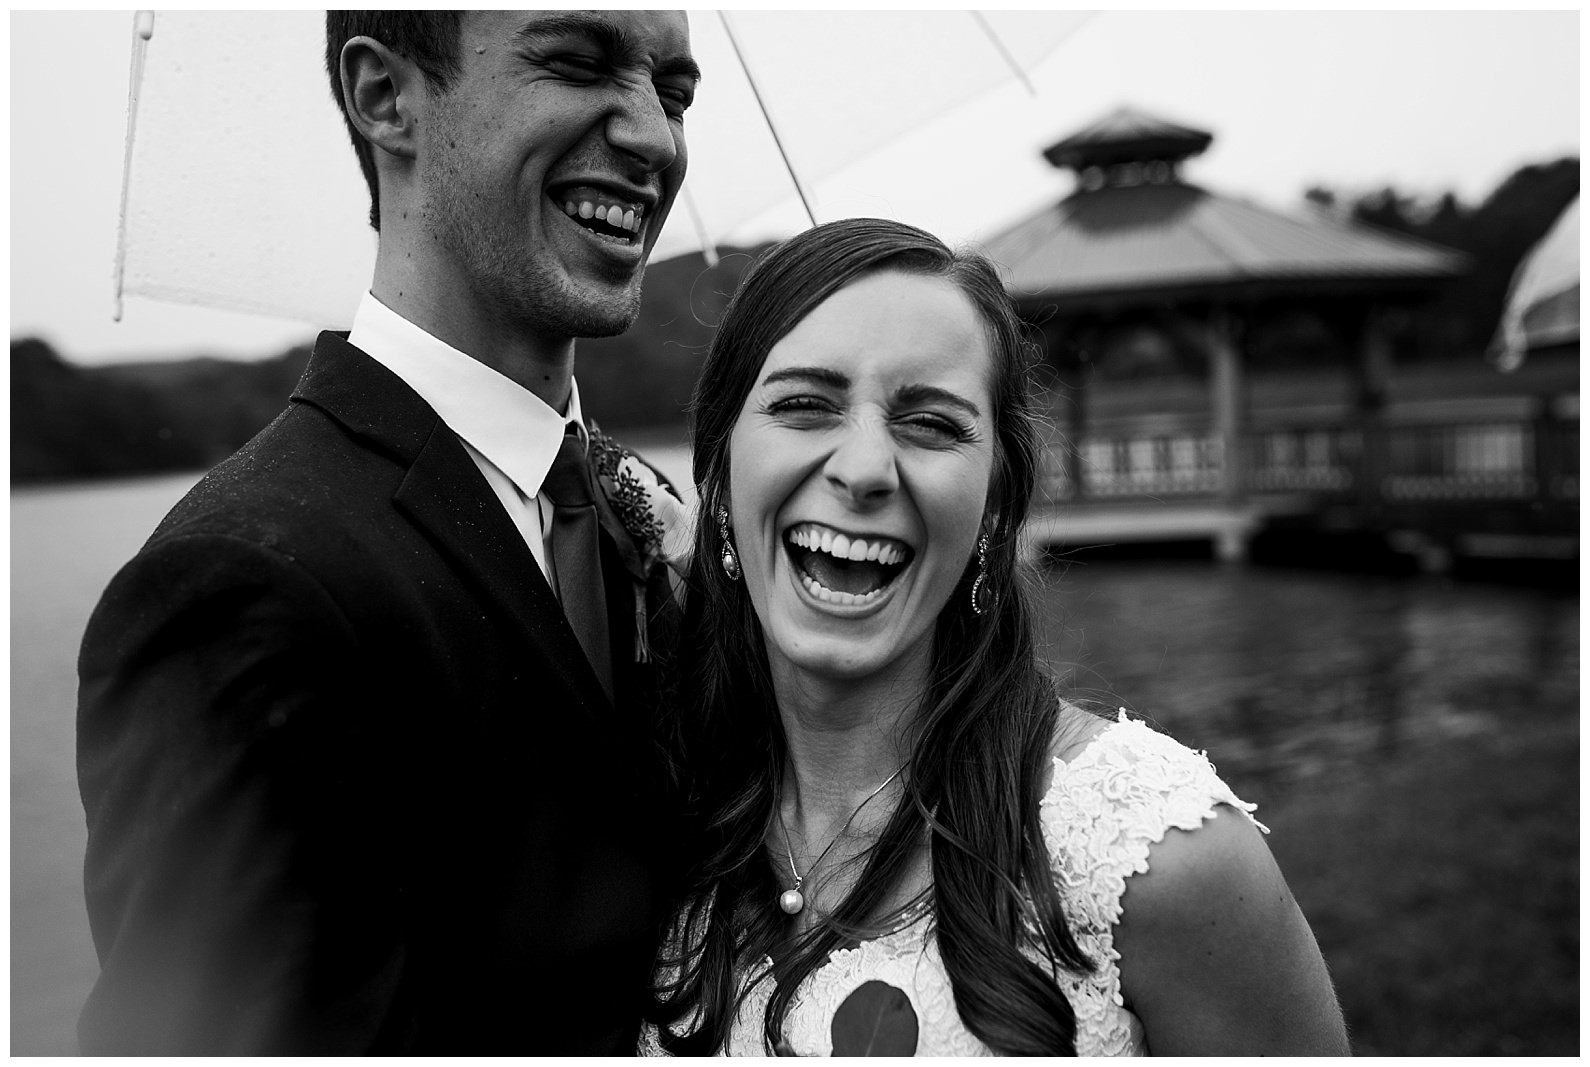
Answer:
[{"xmin": 1042, "ymin": 107, "xmax": 1213, "ymax": 192}]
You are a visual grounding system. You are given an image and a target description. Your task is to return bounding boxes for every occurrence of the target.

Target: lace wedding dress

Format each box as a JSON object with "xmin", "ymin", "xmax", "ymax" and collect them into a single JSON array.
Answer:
[{"xmin": 641, "ymin": 713, "xmax": 1265, "ymax": 1056}]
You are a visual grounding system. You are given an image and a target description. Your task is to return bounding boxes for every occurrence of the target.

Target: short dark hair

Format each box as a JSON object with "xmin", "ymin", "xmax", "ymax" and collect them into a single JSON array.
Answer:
[{"xmin": 324, "ymin": 12, "xmax": 464, "ymax": 231}]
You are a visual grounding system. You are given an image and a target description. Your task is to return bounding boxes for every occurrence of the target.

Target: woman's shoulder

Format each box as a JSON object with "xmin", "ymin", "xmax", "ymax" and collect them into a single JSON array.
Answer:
[{"xmin": 1037, "ymin": 704, "xmax": 1266, "ymax": 919}]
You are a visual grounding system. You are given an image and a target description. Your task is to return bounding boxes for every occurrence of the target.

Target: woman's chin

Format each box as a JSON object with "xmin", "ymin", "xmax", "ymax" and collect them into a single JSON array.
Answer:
[
  {"xmin": 785, "ymin": 650, "xmax": 885, "ymax": 684},
  {"xmin": 763, "ymin": 617, "xmax": 937, "ymax": 691}
]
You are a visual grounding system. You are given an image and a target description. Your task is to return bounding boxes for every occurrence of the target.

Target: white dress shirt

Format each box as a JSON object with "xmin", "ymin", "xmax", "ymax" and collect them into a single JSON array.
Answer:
[{"xmin": 348, "ymin": 291, "xmax": 584, "ymax": 593}]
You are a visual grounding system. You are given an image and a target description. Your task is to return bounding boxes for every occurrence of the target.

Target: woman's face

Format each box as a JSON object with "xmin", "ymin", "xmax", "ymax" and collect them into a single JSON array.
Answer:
[{"xmin": 727, "ymin": 270, "xmax": 997, "ymax": 688}]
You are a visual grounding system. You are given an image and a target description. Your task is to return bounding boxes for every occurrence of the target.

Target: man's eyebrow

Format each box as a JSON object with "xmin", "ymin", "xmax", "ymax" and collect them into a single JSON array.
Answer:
[
  {"xmin": 656, "ymin": 54, "xmax": 703, "ymax": 83},
  {"xmin": 511, "ymin": 14, "xmax": 701, "ymax": 83}
]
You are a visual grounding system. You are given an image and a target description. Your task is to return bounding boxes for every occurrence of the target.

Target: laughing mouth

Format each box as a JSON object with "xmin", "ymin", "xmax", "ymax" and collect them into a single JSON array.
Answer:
[
  {"xmin": 785, "ymin": 522, "xmax": 914, "ymax": 606},
  {"xmin": 558, "ymin": 194, "xmax": 645, "ymax": 246}
]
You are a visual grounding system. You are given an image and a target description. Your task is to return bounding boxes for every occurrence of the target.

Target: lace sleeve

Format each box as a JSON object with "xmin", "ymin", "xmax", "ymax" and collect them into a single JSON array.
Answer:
[
  {"xmin": 1036, "ymin": 711, "xmax": 1264, "ymax": 1056},
  {"xmin": 1043, "ymin": 712, "xmax": 1266, "ymax": 926}
]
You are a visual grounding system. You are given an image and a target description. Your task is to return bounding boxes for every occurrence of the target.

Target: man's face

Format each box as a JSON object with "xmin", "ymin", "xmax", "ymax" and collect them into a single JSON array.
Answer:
[{"xmin": 416, "ymin": 11, "xmax": 695, "ymax": 341}]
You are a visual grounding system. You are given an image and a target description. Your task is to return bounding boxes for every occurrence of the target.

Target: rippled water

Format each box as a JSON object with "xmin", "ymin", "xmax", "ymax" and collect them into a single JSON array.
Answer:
[
  {"xmin": 1033, "ymin": 556, "xmax": 1579, "ymax": 792},
  {"xmin": 10, "ymin": 471, "xmax": 1578, "ymax": 1053}
]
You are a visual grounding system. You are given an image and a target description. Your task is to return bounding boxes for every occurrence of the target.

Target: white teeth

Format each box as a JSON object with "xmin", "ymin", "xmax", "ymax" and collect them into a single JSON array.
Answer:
[
  {"xmin": 799, "ymin": 573, "xmax": 884, "ymax": 607},
  {"xmin": 785, "ymin": 523, "xmax": 909, "ymax": 566},
  {"xmin": 566, "ymin": 199, "xmax": 644, "ymax": 236}
]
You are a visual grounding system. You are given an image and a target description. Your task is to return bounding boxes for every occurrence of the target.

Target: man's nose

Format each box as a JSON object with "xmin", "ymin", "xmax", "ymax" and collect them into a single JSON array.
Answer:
[
  {"xmin": 606, "ymin": 84, "xmax": 679, "ymax": 174},
  {"xmin": 824, "ymin": 419, "xmax": 899, "ymax": 503}
]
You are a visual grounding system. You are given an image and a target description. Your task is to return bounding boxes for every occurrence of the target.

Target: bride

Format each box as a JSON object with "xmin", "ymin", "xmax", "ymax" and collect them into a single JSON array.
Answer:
[{"xmin": 643, "ymin": 218, "xmax": 1349, "ymax": 1055}]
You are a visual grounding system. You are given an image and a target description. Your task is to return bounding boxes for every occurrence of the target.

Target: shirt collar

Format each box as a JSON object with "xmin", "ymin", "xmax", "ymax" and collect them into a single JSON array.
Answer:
[{"xmin": 348, "ymin": 291, "xmax": 584, "ymax": 499}]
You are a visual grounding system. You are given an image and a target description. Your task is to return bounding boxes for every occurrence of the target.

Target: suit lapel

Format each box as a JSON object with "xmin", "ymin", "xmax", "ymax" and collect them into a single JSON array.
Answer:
[{"xmin": 292, "ymin": 332, "xmax": 615, "ymax": 711}]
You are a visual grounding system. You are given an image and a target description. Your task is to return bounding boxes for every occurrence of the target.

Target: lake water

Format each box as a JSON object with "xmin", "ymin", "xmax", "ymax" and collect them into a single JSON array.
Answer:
[{"xmin": 10, "ymin": 469, "xmax": 1578, "ymax": 1054}]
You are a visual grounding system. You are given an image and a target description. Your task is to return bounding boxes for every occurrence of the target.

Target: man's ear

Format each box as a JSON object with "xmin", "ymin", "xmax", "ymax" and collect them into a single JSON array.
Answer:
[{"xmin": 339, "ymin": 36, "xmax": 423, "ymax": 162}]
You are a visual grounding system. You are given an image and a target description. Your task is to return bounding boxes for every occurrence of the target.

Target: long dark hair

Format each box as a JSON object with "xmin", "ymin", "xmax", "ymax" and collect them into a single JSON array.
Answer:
[{"xmin": 650, "ymin": 218, "xmax": 1095, "ymax": 1054}]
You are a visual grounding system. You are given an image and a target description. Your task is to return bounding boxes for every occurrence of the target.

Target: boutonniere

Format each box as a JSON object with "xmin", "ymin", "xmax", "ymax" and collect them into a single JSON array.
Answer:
[
  {"xmin": 587, "ymin": 426, "xmax": 694, "ymax": 576},
  {"xmin": 587, "ymin": 425, "xmax": 697, "ymax": 661}
]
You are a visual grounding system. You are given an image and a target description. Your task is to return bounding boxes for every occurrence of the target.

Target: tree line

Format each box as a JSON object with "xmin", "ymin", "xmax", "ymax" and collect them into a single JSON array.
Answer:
[{"xmin": 1305, "ymin": 155, "xmax": 1578, "ymax": 362}]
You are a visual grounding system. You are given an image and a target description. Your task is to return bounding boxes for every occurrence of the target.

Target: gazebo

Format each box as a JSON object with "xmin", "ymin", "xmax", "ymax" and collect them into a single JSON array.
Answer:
[{"xmin": 983, "ymin": 107, "xmax": 1469, "ymax": 559}]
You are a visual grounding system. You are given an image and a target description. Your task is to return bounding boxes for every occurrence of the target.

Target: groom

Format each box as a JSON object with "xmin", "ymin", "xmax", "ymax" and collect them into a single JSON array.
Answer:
[{"xmin": 77, "ymin": 11, "xmax": 698, "ymax": 1054}]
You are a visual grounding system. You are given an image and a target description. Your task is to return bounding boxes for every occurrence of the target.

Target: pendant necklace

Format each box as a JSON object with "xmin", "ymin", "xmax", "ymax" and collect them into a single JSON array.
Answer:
[{"xmin": 776, "ymin": 764, "xmax": 906, "ymax": 916}]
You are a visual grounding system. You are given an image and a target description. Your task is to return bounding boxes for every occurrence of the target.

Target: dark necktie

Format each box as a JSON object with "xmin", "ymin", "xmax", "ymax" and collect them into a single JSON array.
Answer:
[{"xmin": 542, "ymin": 426, "xmax": 612, "ymax": 702}]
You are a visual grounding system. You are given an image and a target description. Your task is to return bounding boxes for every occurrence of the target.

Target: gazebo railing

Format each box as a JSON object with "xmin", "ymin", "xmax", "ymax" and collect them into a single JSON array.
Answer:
[{"xmin": 1038, "ymin": 395, "xmax": 1578, "ymax": 509}]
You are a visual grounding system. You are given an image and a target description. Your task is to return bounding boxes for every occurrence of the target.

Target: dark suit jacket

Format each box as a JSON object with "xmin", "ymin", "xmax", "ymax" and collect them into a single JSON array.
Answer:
[{"xmin": 76, "ymin": 333, "xmax": 684, "ymax": 1054}]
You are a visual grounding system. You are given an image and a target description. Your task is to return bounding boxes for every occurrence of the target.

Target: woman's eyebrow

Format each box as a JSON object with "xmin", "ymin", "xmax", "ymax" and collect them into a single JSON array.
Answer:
[
  {"xmin": 895, "ymin": 383, "xmax": 982, "ymax": 419},
  {"xmin": 761, "ymin": 366, "xmax": 849, "ymax": 390}
]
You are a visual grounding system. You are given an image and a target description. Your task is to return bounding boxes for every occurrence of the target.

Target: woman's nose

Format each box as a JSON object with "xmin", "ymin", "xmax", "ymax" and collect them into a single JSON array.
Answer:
[{"xmin": 824, "ymin": 420, "xmax": 899, "ymax": 503}]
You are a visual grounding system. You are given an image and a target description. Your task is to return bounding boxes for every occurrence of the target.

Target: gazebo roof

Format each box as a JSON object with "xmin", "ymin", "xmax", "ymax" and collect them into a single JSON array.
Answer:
[
  {"xmin": 985, "ymin": 108, "xmax": 1468, "ymax": 312},
  {"xmin": 1042, "ymin": 106, "xmax": 1212, "ymax": 171}
]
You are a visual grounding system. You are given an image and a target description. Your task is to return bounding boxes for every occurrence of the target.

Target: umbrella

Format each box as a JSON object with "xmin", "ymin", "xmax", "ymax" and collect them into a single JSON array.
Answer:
[
  {"xmin": 113, "ymin": 10, "xmax": 1093, "ymax": 330},
  {"xmin": 1488, "ymin": 194, "xmax": 1579, "ymax": 372}
]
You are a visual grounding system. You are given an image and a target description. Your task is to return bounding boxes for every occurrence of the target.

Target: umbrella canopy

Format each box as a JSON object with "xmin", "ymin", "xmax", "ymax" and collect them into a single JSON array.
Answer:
[
  {"xmin": 113, "ymin": 10, "xmax": 1091, "ymax": 330},
  {"xmin": 1489, "ymin": 194, "xmax": 1579, "ymax": 371},
  {"xmin": 983, "ymin": 107, "xmax": 1467, "ymax": 313}
]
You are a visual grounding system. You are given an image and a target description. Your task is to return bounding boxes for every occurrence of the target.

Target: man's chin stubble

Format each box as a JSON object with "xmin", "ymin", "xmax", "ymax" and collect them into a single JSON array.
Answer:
[{"xmin": 535, "ymin": 277, "xmax": 645, "ymax": 340}]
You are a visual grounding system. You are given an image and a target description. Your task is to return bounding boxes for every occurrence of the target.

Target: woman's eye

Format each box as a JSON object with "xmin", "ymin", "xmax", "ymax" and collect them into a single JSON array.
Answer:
[
  {"xmin": 765, "ymin": 396, "xmax": 837, "ymax": 423},
  {"xmin": 895, "ymin": 413, "xmax": 969, "ymax": 444}
]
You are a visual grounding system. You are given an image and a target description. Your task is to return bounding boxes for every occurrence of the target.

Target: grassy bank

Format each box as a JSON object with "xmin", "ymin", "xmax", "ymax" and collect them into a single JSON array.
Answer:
[{"xmin": 1263, "ymin": 718, "xmax": 1579, "ymax": 1055}]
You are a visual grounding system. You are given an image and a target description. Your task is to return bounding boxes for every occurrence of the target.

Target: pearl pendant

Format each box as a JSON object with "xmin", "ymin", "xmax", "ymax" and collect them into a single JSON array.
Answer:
[{"xmin": 779, "ymin": 888, "xmax": 805, "ymax": 915}]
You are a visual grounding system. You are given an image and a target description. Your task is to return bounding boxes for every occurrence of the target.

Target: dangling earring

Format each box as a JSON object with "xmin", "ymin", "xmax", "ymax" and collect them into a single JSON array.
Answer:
[
  {"xmin": 970, "ymin": 533, "xmax": 993, "ymax": 616},
  {"xmin": 718, "ymin": 505, "xmax": 742, "ymax": 581}
]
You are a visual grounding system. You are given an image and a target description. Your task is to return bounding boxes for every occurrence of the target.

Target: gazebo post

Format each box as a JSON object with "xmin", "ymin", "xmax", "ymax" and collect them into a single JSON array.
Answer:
[
  {"xmin": 1044, "ymin": 318, "xmax": 1090, "ymax": 503},
  {"xmin": 1067, "ymin": 339, "xmax": 1093, "ymax": 504},
  {"xmin": 1207, "ymin": 306, "xmax": 1248, "ymax": 559},
  {"xmin": 1356, "ymin": 307, "xmax": 1392, "ymax": 517}
]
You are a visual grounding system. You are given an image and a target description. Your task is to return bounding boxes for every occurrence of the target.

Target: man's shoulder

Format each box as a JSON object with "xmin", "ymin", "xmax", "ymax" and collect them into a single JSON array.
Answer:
[{"xmin": 151, "ymin": 403, "xmax": 395, "ymax": 548}]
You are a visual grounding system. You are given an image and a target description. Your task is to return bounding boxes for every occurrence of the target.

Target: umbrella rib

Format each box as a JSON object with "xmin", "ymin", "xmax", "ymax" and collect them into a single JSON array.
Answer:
[
  {"xmin": 969, "ymin": 12, "xmax": 1036, "ymax": 97},
  {"xmin": 113, "ymin": 10, "xmax": 158, "ymax": 322},
  {"xmin": 718, "ymin": 11, "xmax": 818, "ymax": 230}
]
